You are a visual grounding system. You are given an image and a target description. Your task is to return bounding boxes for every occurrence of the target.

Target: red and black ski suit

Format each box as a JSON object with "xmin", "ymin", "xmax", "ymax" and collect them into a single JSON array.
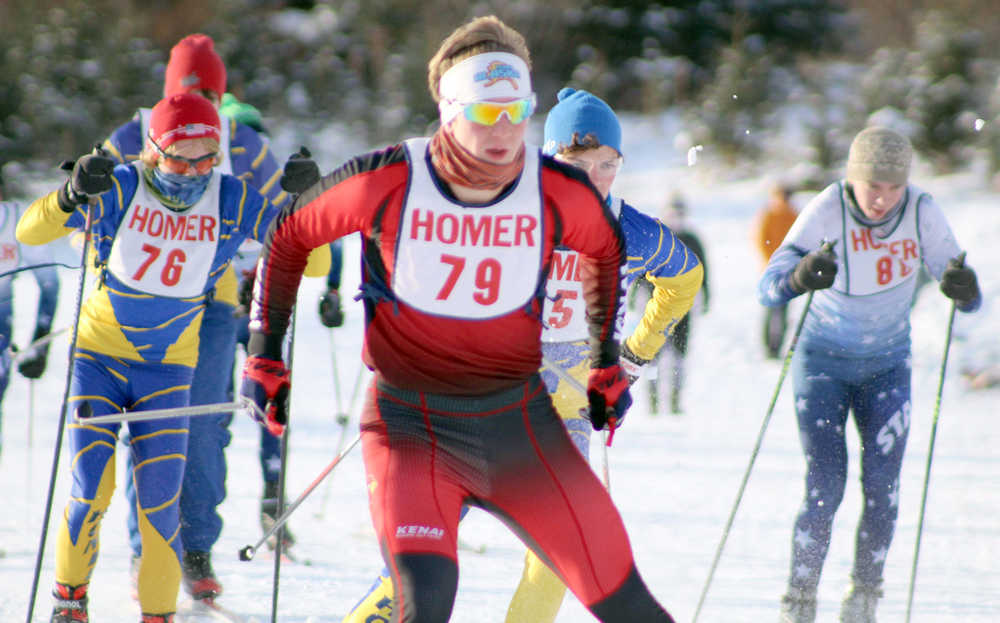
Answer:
[{"xmin": 247, "ymin": 139, "xmax": 675, "ymax": 623}]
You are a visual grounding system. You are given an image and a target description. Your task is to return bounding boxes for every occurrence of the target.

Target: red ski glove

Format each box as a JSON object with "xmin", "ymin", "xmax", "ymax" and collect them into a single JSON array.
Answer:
[
  {"xmin": 586, "ymin": 364, "xmax": 633, "ymax": 445},
  {"xmin": 241, "ymin": 355, "xmax": 291, "ymax": 437}
]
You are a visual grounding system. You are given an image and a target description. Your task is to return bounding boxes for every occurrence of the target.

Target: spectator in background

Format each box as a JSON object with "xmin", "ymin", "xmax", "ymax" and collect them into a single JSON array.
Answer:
[
  {"xmin": 0, "ymin": 169, "xmax": 60, "ymax": 456},
  {"xmin": 752, "ymin": 184, "xmax": 798, "ymax": 358}
]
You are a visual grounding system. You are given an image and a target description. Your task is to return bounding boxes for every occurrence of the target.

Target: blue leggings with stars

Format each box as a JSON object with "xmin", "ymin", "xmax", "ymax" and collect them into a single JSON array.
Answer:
[{"xmin": 787, "ymin": 346, "xmax": 911, "ymax": 591}]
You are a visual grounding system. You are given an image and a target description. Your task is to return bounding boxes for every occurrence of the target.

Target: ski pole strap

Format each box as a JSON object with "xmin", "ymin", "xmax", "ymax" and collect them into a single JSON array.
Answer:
[{"xmin": 75, "ymin": 399, "xmax": 252, "ymax": 425}]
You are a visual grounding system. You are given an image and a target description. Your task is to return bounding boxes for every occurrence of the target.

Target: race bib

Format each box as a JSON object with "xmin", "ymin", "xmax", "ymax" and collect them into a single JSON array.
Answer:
[
  {"xmin": 393, "ymin": 139, "xmax": 544, "ymax": 319},
  {"xmin": 107, "ymin": 165, "xmax": 221, "ymax": 297},
  {"xmin": 843, "ymin": 197, "xmax": 921, "ymax": 296},
  {"xmin": 543, "ymin": 248, "xmax": 589, "ymax": 341}
]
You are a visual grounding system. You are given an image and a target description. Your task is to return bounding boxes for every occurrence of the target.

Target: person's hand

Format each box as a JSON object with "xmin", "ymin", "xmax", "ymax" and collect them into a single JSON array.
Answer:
[
  {"xmin": 241, "ymin": 355, "xmax": 291, "ymax": 437},
  {"xmin": 57, "ymin": 147, "xmax": 115, "ymax": 212},
  {"xmin": 619, "ymin": 343, "xmax": 648, "ymax": 386},
  {"xmin": 586, "ymin": 364, "xmax": 632, "ymax": 436},
  {"xmin": 17, "ymin": 327, "xmax": 50, "ymax": 379},
  {"xmin": 318, "ymin": 288, "xmax": 344, "ymax": 328},
  {"xmin": 940, "ymin": 255, "xmax": 979, "ymax": 305},
  {"xmin": 280, "ymin": 146, "xmax": 320, "ymax": 195},
  {"xmin": 789, "ymin": 245, "xmax": 837, "ymax": 293}
]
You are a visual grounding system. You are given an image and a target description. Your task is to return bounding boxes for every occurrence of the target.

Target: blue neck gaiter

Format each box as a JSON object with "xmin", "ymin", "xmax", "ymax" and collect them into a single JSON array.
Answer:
[{"xmin": 150, "ymin": 168, "xmax": 212, "ymax": 209}]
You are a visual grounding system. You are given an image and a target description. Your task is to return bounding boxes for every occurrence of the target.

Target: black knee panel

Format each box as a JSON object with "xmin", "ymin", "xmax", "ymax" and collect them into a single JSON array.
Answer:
[
  {"xmin": 391, "ymin": 553, "xmax": 458, "ymax": 623},
  {"xmin": 587, "ymin": 565, "xmax": 676, "ymax": 623}
]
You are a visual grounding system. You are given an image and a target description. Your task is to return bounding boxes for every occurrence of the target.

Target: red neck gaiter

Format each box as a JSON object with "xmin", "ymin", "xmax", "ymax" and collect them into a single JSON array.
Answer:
[{"xmin": 429, "ymin": 125, "xmax": 525, "ymax": 191}]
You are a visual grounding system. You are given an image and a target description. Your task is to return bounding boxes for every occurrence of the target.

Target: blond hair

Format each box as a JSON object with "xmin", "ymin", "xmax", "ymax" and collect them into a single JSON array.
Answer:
[
  {"xmin": 140, "ymin": 137, "xmax": 221, "ymax": 170},
  {"xmin": 427, "ymin": 15, "xmax": 531, "ymax": 103}
]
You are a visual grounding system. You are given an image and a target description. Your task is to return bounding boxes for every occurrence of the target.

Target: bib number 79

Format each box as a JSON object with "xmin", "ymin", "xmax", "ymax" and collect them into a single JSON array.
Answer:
[
  {"xmin": 436, "ymin": 253, "xmax": 502, "ymax": 305},
  {"xmin": 133, "ymin": 243, "xmax": 187, "ymax": 286}
]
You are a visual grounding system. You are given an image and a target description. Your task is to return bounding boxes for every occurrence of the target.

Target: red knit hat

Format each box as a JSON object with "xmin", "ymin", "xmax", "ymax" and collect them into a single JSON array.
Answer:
[
  {"xmin": 163, "ymin": 34, "xmax": 226, "ymax": 99},
  {"xmin": 148, "ymin": 93, "xmax": 221, "ymax": 151}
]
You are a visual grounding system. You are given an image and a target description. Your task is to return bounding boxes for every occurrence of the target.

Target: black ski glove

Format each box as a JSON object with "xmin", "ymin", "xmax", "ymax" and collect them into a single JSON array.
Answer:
[
  {"xmin": 940, "ymin": 256, "xmax": 979, "ymax": 306},
  {"xmin": 318, "ymin": 288, "xmax": 344, "ymax": 328},
  {"xmin": 57, "ymin": 147, "xmax": 115, "ymax": 212},
  {"xmin": 17, "ymin": 326, "xmax": 51, "ymax": 380},
  {"xmin": 789, "ymin": 246, "xmax": 837, "ymax": 293},
  {"xmin": 237, "ymin": 270, "xmax": 256, "ymax": 313},
  {"xmin": 280, "ymin": 146, "xmax": 320, "ymax": 195}
]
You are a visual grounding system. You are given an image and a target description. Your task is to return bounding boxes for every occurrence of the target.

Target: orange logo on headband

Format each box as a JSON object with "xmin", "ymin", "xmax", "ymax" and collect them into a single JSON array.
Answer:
[{"xmin": 475, "ymin": 61, "xmax": 520, "ymax": 90}]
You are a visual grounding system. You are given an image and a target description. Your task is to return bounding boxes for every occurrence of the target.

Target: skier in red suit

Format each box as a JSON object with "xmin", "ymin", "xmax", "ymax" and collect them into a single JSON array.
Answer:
[{"xmin": 241, "ymin": 15, "xmax": 677, "ymax": 623}]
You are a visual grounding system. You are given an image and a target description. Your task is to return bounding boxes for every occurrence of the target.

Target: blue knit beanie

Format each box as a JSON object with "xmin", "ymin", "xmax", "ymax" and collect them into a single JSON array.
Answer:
[{"xmin": 542, "ymin": 87, "xmax": 621, "ymax": 157}]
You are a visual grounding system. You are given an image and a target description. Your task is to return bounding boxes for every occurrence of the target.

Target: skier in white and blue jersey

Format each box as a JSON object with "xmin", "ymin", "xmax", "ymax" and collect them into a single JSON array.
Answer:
[
  {"xmin": 758, "ymin": 126, "xmax": 981, "ymax": 623},
  {"xmin": 0, "ymin": 172, "xmax": 60, "ymax": 453}
]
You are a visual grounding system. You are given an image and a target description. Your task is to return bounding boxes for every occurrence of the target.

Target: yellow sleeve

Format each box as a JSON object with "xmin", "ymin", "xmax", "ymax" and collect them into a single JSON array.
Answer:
[
  {"xmin": 303, "ymin": 242, "xmax": 331, "ymax": 278},
  {"xmin": 625, "ymin": 262, "xmax": 704, "ymax": 361},
  {"xmin": 16, "ymin": 190, "xmax": 77, "ymax": 245}
]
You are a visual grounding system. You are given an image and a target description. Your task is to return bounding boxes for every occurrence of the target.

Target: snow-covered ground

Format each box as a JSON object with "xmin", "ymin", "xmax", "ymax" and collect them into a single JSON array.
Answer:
[{"xmin": 1, "ymin": 115, "xmax": 998, "ymax": 622}]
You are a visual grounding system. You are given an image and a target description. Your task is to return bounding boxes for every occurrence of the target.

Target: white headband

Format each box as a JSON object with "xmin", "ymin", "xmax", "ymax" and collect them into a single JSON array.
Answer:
[{"xmin": 438, "ymin": 52, "xmax": 533, "ymax": 125}]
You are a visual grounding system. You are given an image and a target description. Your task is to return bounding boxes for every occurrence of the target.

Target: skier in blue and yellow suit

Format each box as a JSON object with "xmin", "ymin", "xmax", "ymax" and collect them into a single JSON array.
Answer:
[
  {"xmin": 17, "ymin": 94, "xmax": 327, "ymax": 623},
  {"xmin": 100, "ymin": 34, "xmax": 303, "ymax": 598},
  {"xmin": 340, "ymin": 88, "xmax": 703, "ymax": 623}
]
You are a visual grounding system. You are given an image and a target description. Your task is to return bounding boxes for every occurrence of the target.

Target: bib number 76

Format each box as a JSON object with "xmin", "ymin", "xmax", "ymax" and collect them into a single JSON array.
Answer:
[
  {"xmin": 132, "ymin": 243, "xmax": 187, "ymax": 286},
  {"xmin": 436, "ymin": 253, "xmax": 502, "ymax": 305}
]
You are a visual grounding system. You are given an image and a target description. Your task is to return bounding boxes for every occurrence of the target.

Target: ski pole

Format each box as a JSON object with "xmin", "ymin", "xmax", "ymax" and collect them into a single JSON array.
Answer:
[
  {"xmin": 28, "ymin": 381, "xmax": 35, "ymax": 450},
  {"xmin": 315, "ymin": 360, "xmax": 368, "ymax": 520},
  {"xmin": 691, "ymin": 289, "xmax": 817, "ymax": 623},
  {"xmin": 905, "ymin": 252, "xmax": 965, "ymax": 623},
  {"xmin": 268, "ymin": 309, "xmax": 299, "ymax": 623},
  {"xmin": 329, "ymin": 328, "xmax": 345, "ymax": 415},
  {"xmin": 539, "ymin": 355, "xmax": 611, "ymax": 491},
  {"xmin": 74, "ymin": 399, "xmax": 252, "ymax": 425},
  {"xmin": 11, "ymin": 327, "xmax": 69, "ymax": 363},
  {"xmin": 18, "ymin": 329, "xmax": 68, "ymax": 457},
  {"xmin": 25, "ymin": 199, "xmax": 95, "ymax": 623},
  {"xmin": 240, "ymin": 432, "xmax": 362, "ymax": 563}
]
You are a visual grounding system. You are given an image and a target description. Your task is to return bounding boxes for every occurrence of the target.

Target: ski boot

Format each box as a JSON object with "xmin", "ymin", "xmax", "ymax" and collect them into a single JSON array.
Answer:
[
  {"xmin": 51, "ymin": 582, "xmax": 88, "ymax": 622},
  {"xmin": 181, "ymin": 550, "xmax": 222, "ymax": 600},
  {"xmin": 140, "ymin": 614, "xmax": 175, "ymax": 623},
  {"xmin": 261, "ymin": 480, "xmax": 296, "ymax": 551},
  {"xmin": 839, "ymin": 577, "xmax": 882, "ymax": 623},
  {"xmin": 779, "ymin": 586, "xmax": 817, "ymax": 623}
]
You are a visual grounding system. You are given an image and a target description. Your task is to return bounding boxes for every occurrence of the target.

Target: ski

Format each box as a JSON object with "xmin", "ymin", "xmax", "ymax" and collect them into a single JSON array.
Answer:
[{"xmin": 177, "ymin": 597, "xmax": 251, "ymax": 623}]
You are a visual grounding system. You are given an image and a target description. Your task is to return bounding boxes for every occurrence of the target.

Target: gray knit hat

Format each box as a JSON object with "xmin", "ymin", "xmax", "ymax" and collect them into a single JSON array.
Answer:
[{"xmin": 846, "ymin": 126, "xmax": 912, "ymax": 185}]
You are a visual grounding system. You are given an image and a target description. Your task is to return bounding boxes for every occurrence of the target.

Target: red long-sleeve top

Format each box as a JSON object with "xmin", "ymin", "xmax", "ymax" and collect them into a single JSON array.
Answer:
[{"xmin": 247, "ymin": 142, "xmax": 625, "ymax": 396}]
